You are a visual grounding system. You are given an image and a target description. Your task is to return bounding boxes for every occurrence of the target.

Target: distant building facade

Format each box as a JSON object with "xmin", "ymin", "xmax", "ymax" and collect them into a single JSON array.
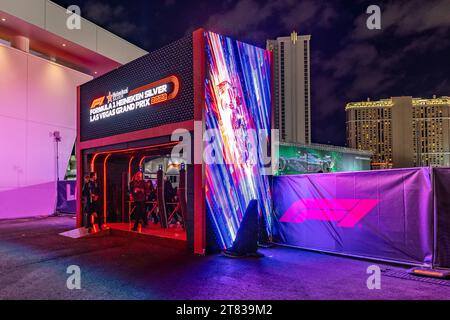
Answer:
[
  {"xmin": 267, "ymin": 32, "xmax": 311, "ymax": 144},
  {"xmin": 346, "ymin": 96, "xmax": 450, "ymax": 168}
]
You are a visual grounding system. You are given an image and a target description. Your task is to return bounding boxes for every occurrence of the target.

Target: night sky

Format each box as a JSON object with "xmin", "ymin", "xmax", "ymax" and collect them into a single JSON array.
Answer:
[{"xmin": 54, "ymin": 0, "xmax": 450, "ymax": 146}]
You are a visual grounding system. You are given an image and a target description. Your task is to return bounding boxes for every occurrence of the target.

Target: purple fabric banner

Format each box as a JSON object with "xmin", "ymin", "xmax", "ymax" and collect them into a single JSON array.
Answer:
[
  {"xmin": 272, "ymin": 168, "xmax": 433, "ymax": 265},
  {"xmin": 56, "ymin": 181, "xmax": 77, "ymax": 214}
]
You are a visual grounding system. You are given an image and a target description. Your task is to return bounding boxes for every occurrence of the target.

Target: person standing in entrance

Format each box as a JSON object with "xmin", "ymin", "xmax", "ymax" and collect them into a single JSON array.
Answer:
[
  {"xmin": 86, "ymin": 172, "xmax": 102, "ymax": 232},
  {"xmin": 130, "ymin": 171, "xmax": 146, "ymax": 232},
  {"xmin": 82, "ymin": 175, "xmax": 91, "ymax": 227}
]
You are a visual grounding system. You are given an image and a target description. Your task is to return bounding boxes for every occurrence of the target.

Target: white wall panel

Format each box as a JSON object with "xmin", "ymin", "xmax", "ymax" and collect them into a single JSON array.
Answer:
[
  {"xmin": 26, "ymin": 122, "xmax": 75, "ymax": 186},
  {"xmin": 0, "ymin": 43, "xmax": 91, "ymax": 218},
  {"xmin": 44, "ymin": 1, "xmax": 98, "ymax": 52},
  {"xmin": 0, "ymin": 0, "xmax": 46, "ymax": 28},
  {"xmin": 27, "ymin": 54, "xmax": 90, "ymax": 128},
  {"xmin": 0, "ymin": 45, "xmax": 27, "ymax": 120},
  {"xmin": 0, "ymin": 116, "xmax": 26, "ymax": 192},
  {"xmin": 1, "ymin": 1, "xmax": 147, "ymax": 65}
]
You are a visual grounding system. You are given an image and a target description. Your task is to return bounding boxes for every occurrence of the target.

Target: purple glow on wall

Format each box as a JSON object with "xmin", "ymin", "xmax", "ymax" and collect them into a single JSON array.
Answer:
[
  {"xmin": 0, "ymin": 43, "xmax": 91, "ymax": 218},
  {"xmin": 0, "ymin": 182, "xmax": 56, "ymax": 219}
]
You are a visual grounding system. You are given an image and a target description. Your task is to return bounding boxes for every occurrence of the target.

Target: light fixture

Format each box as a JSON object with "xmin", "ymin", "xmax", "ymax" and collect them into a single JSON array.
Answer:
[
  {"xmin": 62, "ymin": 43, "xmax": 66, "ymax": 47},
  {"xmin": 1, "ymin": 18, "xmax": 6, "ymax": 22}
]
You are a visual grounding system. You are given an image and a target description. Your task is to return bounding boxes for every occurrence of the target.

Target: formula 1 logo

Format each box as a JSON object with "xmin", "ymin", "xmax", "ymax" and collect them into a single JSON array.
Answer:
[
  {"xmin": 279, "ymin": 199, "xmax": 380, "ymax": 228},
  {"xmin": 90, "ymin": 96, "xmax": 106, "ymax": 109}
]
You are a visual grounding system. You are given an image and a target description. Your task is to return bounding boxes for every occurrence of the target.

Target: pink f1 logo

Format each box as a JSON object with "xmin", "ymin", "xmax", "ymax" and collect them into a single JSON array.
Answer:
[{"xmin": 279, "ymin": 199, "xmax": 380, "ymax": 228}]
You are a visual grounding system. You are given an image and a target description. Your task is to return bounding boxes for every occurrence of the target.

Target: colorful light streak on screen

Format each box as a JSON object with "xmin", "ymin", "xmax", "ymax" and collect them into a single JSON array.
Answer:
[{"xmin": 204, "ymin": 31, "xmax": 272, "ymax": 249}]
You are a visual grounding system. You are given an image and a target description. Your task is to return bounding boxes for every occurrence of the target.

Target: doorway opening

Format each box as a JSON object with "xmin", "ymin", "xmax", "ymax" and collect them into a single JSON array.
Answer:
[{"xmin": 86, "ymin": 142, "xmax": 188, "ymax": 243}]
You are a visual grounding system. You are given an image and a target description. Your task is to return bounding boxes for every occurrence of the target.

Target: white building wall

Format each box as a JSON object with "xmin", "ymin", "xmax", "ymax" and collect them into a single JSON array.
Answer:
[
  {"xmin": 0, "ymin": 0, "xmax": 147, "ymax": 218},
  {"xmin": 0, "ymin": 43, "xmax": 92, "ymax": 195},
  {"xmin": 0, "ymin": 0, "xmax": 148, "ymax": 65}
]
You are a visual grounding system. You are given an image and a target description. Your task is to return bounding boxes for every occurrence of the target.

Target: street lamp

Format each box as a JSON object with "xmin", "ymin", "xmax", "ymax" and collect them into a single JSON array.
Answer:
[
  {"xmin": 52, "ymin": 131, "xmax": 62, "ymax": 216},
  {"xmin": 52, "ymin": 131, "xmax": 62, "ymax": 181}
]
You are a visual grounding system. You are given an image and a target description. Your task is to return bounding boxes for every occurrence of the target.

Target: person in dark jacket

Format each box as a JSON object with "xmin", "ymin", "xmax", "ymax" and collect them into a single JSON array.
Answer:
[
  {"xmin": 148, "ymin": 180, "xmax": 159, "ymax": 224},
  {"xmin": 164, "ymin": 177, "xmax": 182, "ymax": 225},
  {"xmin": 130, "ymin": 171, "xmax": 146, "ymax": 231},
  {"xmin": 82, "ymin": 175, "xmax": 90, "ymax": 225},
  {"xmin": 164, "ymin": 178, "xmax": 174, "ymax": 221},
  {"xmin": 84, "ymin": 172, "xmax": 102, "ymax": 232},
  {"xmin": 145, "ymin": 180, "xmax": 157, "ymax": 224}
]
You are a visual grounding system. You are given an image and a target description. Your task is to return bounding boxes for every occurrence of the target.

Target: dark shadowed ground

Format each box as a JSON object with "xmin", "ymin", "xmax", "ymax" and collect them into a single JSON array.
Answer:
[{"xmin": 0, "ymin": 216, "xmax": 449, "ymax": 300}]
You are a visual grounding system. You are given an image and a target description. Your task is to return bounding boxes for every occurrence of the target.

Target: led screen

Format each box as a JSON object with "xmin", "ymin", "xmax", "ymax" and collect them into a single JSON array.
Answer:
[
  {"xmin": 204, "ymin": 31, "xmax": 272, "ymax": 249},
  {"xmin": 277, "ymin": 144, "xmax": 372, "ymax": 175}
]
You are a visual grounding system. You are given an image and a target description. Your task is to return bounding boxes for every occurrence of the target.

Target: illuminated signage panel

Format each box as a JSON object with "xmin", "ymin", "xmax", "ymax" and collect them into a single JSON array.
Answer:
[
  {"xmin": 88, "ymin": 76, "xmax": 180, "ymax": 123},
  {"xmin": 79, "ymin": 35, "xmax": 193, "ymax": 142}
]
